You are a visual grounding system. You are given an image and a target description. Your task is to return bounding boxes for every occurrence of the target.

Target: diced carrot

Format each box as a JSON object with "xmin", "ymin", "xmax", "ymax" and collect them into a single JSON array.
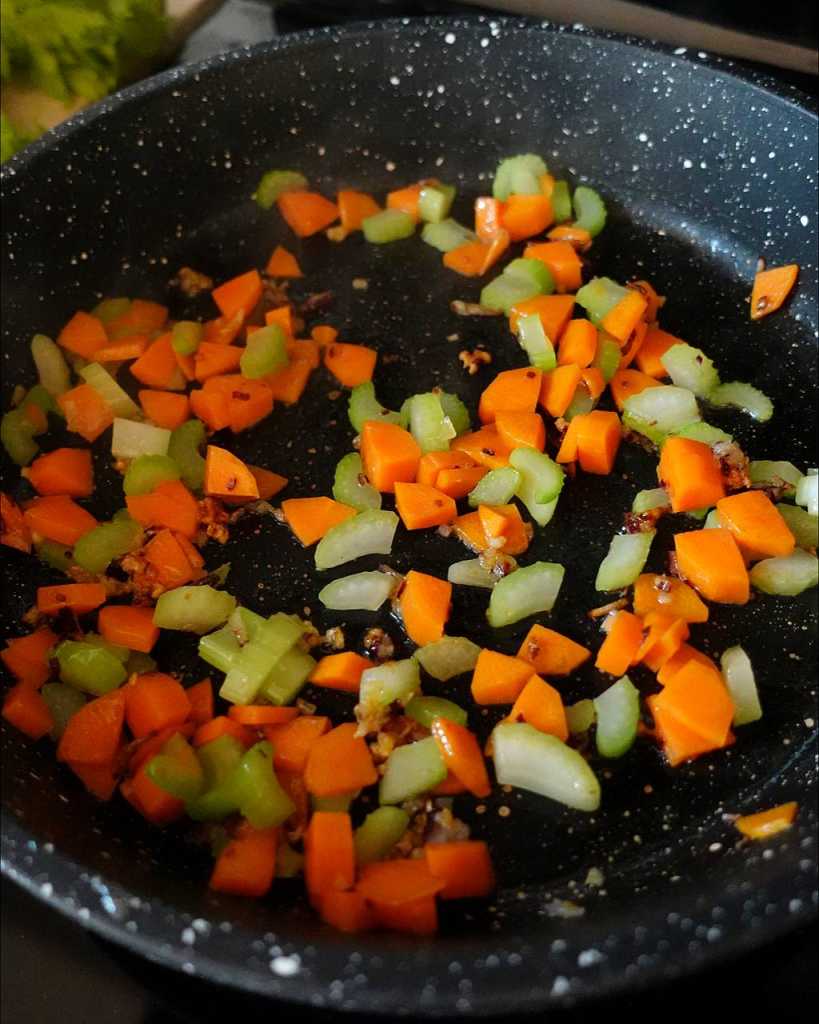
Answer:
[
  {"xmin": 210, "ymin": 829, "xmax": 278, "ymax": 896},
  {"xmin": 309, "ymin": 652, "xmax": 373, "ymax": 693},
  {"xmin": 451, "ymin": 426, "xmax": 511, "ymax": 470},
  {"xmin": 304, "ymin": 723, "xmax": 378, "ymax": 797},
  {"xmin": 394, "ymin": 482, "xmax": 457, "ymax": 531},
  {"xmin": 416, "ymin": 450, "xmax": 478, "ymax": 485},
  {"xmin": 194, "ymin": 342, "xmax": 242, "ymax": 382},
  {"xmin": 170, "ymin": 341, "xmax": 195, "ymax": 382},
  {"xmin": 478, "ymin": 503, "xmax": 510, "ymax": 539},
  {"xmin": 523, "ymin": 240, "xmax": 582, "ymax": 292},
  {"xmin": 646, "ymin": 693, "xmax": 731, "ymax": 767},
  {"xmin": 98, "ymin": 605, "xmax": 159, "ymax": 653},
  {"xmin": 358, "ymin": 858, "xmax": 445, "ymax": 907},
  {"xmin": 192, "ymin": 715, "xmax": 255, "ymax": 748},
  {"xmin": 431, "ymin": 772, "xmax": 469, "ymax": 796},
  {"xmin": 635, "ymin": 326, "xmax": 681, "ymax": 378},
  {"xmin": 601, "ymin": 289, "xmax": 648, "ymax": 343},
  {"xmin": 443, "ymin": 240, "xmax": 492, "ymax": 277},
  {"xmin": 716, "ymin": 490, "xmax": 795, "ymax": 559},
  {"xmin": 750, "ymin": 264, "xmax": 798, "ymax": 320},
  {"xmin": 203, "ymin": 312, "xmax": 244, "ymax": 346},
  {"xmin": 474, "ymin": 196, "xmax": 506, "ymax": 241},
  {"xmin": 557, "ymin": 318, "xmax": 597, "ymax": 368},
  {"xmin": 324, "ymin": 342, "xmax": 377, "ymax": 388},
  {"xmin": 265, "ymin": 358, "xmax": 312, "ymax": 405},
  {"xmin": 635, "ymin": 613, "xmax": 690, "ymax": 672},
  {"xmin": 204, "ymin": 445, "xmax": 259, "ymax": 502},
  {"xmin": 337, "ymin": 189, "xmax": 381, "ymax": 234},
  {"xmin": 304, "ymin": 812, "xmax": 355, "ymax": 905},
  {"xmin": 580, "ymin": 367, "xmax": 606, "ymax": 402},
  {"xmin": 107, "ymin": 299, "xmax": 168, "ymax": 337},
  {"xmin": 656, "ymin": 643, "xmax": 718, "ymax": 686},
  {"xmin": 360, "ymin": 421, "xmax": 421, "ymax": 493},
  {"xmin": 633, "ymin": 574, "xmax": 709, "ymax": 623},
  {"xmin": 268, "ymin": 715, "xmax": 330, "ymax": 774},
  {"xmin": 26, "ymin": 448, "xmax": 93, "ymax": 498},
  {"xmin": 138, "ymin": 390, "xmax": 190, "ymax": 430},
  {"xmin": 508, "ymin": 294, "xmax": 575, "ymax": 342},
  {"xmin": 595, "ymin": 611, "xmax": 644, "ymax": 675},
  {"xmin": 70, "ymin": 758, "xmax": 120, "ymax": 801},
  {"xmin": 319, "ymin": 889, "xmax": 376, "ymax": 933},
  {"xmin": 371, "ymin": 895, "xmax": 438, "ymax": 935},
  {"xmin": 248, "ymin": 466, "xmax": 288, "ymax": 500},
  {"xmin": 265, "ymin": 245, "xmax": 303, "ymax": 278},
  {"xmin": 121, "ymin": 764, "xmax": 185, "ymax": 826},
  {"xmin": 399, "ymin": 570, "xmax": 451, "ymax": 646},
  {"xmin": 424, "ymin": 840, "xmax": 495, "ymax": 899},
  {"xmin": 211, "ymin": 269, "xmax": 262, "ymax": 321},
  {"xmin": 57, "ymin": 311, "xmax": 108, "ymax": 359},
  {"xmin": 453, "ymin": 504, "xmax": 529, "ymax": 556},
  {"xmin": 186, "ymin": 679, "xmax": 214, "ymax": 725},
  {"xmin": 516, "ymin": 625, "xmax": 590, "ymax": 676},
  {"xmin": 143, "ymin": 528, "xmax": 203, "ymax": 589},
  {"xmin": 130, "ymin": 333, "xmax": 185, "ymax": 390},
  {"xmin": 264, "ymin": 305, "xmax": 294, "ymax": 337},
  {"xmin": 735, "ymin": 802, "xmax": 798, "ymax": 839},
  {"xmin": 618, "ymin": 319, "xmax": 648, "ymax": 370},
  {"xmin": 278, "ymin": 191, "xmax": 339, "ymax": 237},
  {"xmin": 386, "ymin": 183, "xmax": 423, "ymax": 222},
  {"xmin": 478, "ymin": 367, "xmax": 542, "ymax": 424},
  {"xmin": 539, "ymin": 364, "xmax": 582, "ymax": 418},
  {"xmin": 57, "ymin": 688, "xmax": 126, "ymax": 765},
  {"xmin": 650, "ymin": 659, "xmax": 734, "ymax": 748},
  {"xmin": 1, "ymin": 492, "xmax": 32, "ymax": 553},
  {"xmin": 507, "ymin": 675, "xmax": 569, "ymax": 741},
  {"xmin": 57, "ymin": 383, "xmax": 114, "ymax": 442},
  {"xmin": 201, "ymin": 374, "xmax": 274, "ymax": 433},
  {"xmin": 23, "ymin": 495, "xmax": 97, "ymax": 547},
  {"xmin": 471, "ymin": 649, "xmax": 532, "ymax": 705},
  {"xmin": 1, "ymin": 627, "xmax": 57, "ymax": 687},
  {"xmin": 501, "ymin": 194, "xmax": 554, "ymax": 242},
  {"xmin": 190, "ymin": 388, "xmax": 230, "ymax": 431},
  {"xmin": 2, "ymin": 681, "xmax": 54, "ymax": 739},
  {"xmin": 547, "ymin": 224, "xmax": 592, "ymax": 251},
  {"xmin": 571, "ymin": 410, "xmax": 622, "ymax": 474},
  {"xmin": 36, "ymin": 582, "xmax": 106, "ymax": 617},
  {"xmin": 609, "ymin": 368, "xmax": 663, "ymax": 411},
  {"xmin": 311, "ymin": 325, "xmax": 338, "ymax": 347},
  {"xmin": 675, "ymin": 529, "xmax": 750, "ymax": 604},
  {"xmin": 430, "ymin": 717, "xmax": 490, "ymax": 796},
  {"xmin": 627, "ymin": 280, "xmax": 665, "ymax": 322},
  {"xmin": 125, "ymin": 672, "xmax": 191, "ymax": 739},
  {"xmin": 281, "ymin": 497, "xmax": 356, "ymax": 546},
  {"xmin": 435, "ymin": 466, "xmax": 488, "ymax": 499},
  {"xmin": 555, "ymin": 419, "xmax": 581, "ymax": 464},
  {"xmin": 287, "ymin": 337, "xmax": 320, "ymax": 368},
  {"xmin": 494, "ymin": 410, "xmax": 545, "ymax": 452},
  {"xmin": 126, "ymin": 479, "xmax": 198, "ymax": 538},
  {"xmin": 658, "ymin": 437, "xmax": 725, "ymax": 513}
]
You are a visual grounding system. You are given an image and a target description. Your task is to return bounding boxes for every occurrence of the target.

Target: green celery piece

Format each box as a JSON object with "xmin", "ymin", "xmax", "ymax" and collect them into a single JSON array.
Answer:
[
  {"xmin": 438, "ymin": 392, "xmax": 470, "ymax": 436},
  {"xmin": 564, "ymin": 385, "xmax": 596, "ymax": 421},
  {"xmin": 122, "ymin": 454, "xmax": 180, "ymax": 496},
  {"xmin": 362, "ymin": 209, "xmax": 415, "ymax": 243},
  {"xmin": 671, "ymin": 421, "xmax": 733, "ymax": 446},
  {"xmin": 622, "ymin": 386, "xmax": 700, "ymax": 444},
  {"xmin": 408, "ymin": 392, "xmax": 456, "ymax": 453},
  {"xmin": 750, "ymin": 549, "xmax": 818, "ymax": 596},
  {"xmin": 83, "ymin": 633, "xmax": 129, "ymax": 663},
  {"xmin": 405, "ymin": 695, "xmax": 467, "ymax": 729},
  {"xmin": 359, "ymin": 659, "xmax": 420, "ymax": 711},
  {"xmin": 35, "ymin": 539, "xmax": 74, "ymax": 572},
  {"xmin": 517, "ymin": 312, "xmax": 557, "ymax": 370},
  {"xmin": 566, "ymin": 699, "xmax": 596, "ymax": 735},
  {"xmin": 796, "ymin": 472, "xmax": 818, "ymax": 516},
  {"xmin": 31, "ymin": 334, "xmax": 71, "ymax": 396},
  {"xmin": 55, "ymin": 640, "xmax": 127, "ymax": 695},
  {"xmin": 186, "ymin": 782, "xmax": 239, "ymax": 822},
  {"xmin": 171, "ymin": 321, "xmax": 203, "ymax": 355},
  {"xmin": 480, "ymin": 258, "xmax": 554, "ymax": 314},
  {"xmin": 595, "ymin": 531, "xmax": 655, "ymax": 591},
  {"xmin": 660, "ymin": 343, "xmax": 720, "ymax": 397},
  {"xmin": 572, "ymin": 185, "xmax": 607, "ymax": 237},
  {"xmin": 153, "ymin": 586, "xmax": 236, "ymax": 634},
  {"xmin": 550, "ymin": 180, "xmax": 572, "ymax": 222},
  {"xmin": 510, "ymin": 447, "xmax": 564, "ymax": 525},
  {"xmin": 79, "ymin": 362, "xmax": 141, "ymax": 419},
  {"xmin": 92, "ymin": 298, "xmax": 131, "ymax": 324},
  {"xmin": 749, "ymin": 460, "xmax": 803, "ymax": 496},
  {"xmin": 703, "ymin": 508, "xmax": 723, "ymax": 530},
  {"xmin": 234, "ymin": 742, "xmax": 295, "ymax": 828},
  {"xmin": 446, "ymin": 558, "xmax": 499, "ymax": 589},
  {"xmin": 126, "ymin": 651, "xmax": 156, "ymax": 675},
  {"xmin": 333, "ymin": 452, "xmax": 381, "ymax": 511},
  {"xmin": 259, "ymin": 646, "xmax": 316, "ymax": 705},
  {"xmin": 1, "ymin": 409, "xmax": 39, "ymax": 465},
  {"xmin": 277, "ymin": 844, "xmax": 305, "ymax": 878},
  {"xmin": 492, "ymin": 154, "xmax": 548, "ymax": 200},
  {"xmin": 240, "ymin": 324, "xmax": 288, "ymax": 379},
  {"xmin": 354, "ymin": 807, "xmax": 410, "ymax": 864},
  {"xmin": 575, "ymin": 277, "xmax": 629, "ymax": 326},
  {"xmin": 492, "ymin": 722, "xmax": 600, "ymax": 811},
  {"xmin": 777, "ymin": 504, "xmax": 818, "ymax": 550},
  {"xmin": 168, "ymin": 419, "xmax": 206, "ymax": 491},
  {"xmin": 413, "ymin": 636, "xmax": 481, "ymax": 681},
  {"xmin": 418, "ymin": 183, "xmax": 456, "ymax": 223},
  {"xmin": 632, "ymin": 488, "xmax": 670, "ymax": 515},
  {"xmin": 592, "ymin": 334, "xmax": 621, "ymax": 382},
  {"xmin": 24, "ymin": 384, "xmax": 59, "ymax": 417},
  {"xmin": 146, "ymin": 733, "xmax": 205, "ymax": 801},
  {"xmin": 198, "ymin": 734, "xmax": 245, "ymax": 789},
  {"xmin": 468, "ymin": 466, "xmax": 520, "ymax": 507},
  {"xmin": 220, "ymin": 615, "xmax": 305, "ymax": 705},
  {"xmin": 709, "ymin": 381, "xmax": 773, "ymax": 423},
  {"xmin": 254, "ymin": 170, "xmax": 308, "ymax": 209},
  {"xmin": 720, "ymin": 646, "xmax": 762, "ymax": 727},
  {"xmin": 111, "ymin": 418, "xmax": 170, "ymax": 459},
  {"xmin": 314, "ymin": 510, "xmax": 398, "ymax": 570},
  {"xmin": 73, "ymin": 518, "xmax": 143, "ymax": 574},
  {"xmin": 347, "ymin": 382, "xmax": 401, "ymax": 433},
  {"xmin": 486, "ymin": 561, "xmax": 565, "ymax": 628},
  {"xmin": 40, "ymin": 683, "xmax": 85, "ymax": 740},
  {"xmin": 198, "ymin": 624, "xmax": 242, "ymax": 674},
  {"xmin": 421, "ymin": 218, "xmax": 477, "ymax": 252},
  {"xmin": 594, "ymin": 676, "xmax": 639, "ymax": 758},
  {"xmin": 379, "ymin": 737, "xmax": 446, "ymax": 805},
  {"xmin": 318, "ymin": 570, "xmax": 394, "ymax": 611}
]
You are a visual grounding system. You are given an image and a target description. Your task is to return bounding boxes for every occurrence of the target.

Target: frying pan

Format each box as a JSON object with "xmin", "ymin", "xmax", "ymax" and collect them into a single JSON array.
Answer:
[{"xmin": 1, "ymin": 17, "xmax": 817, "ymax": 1017}]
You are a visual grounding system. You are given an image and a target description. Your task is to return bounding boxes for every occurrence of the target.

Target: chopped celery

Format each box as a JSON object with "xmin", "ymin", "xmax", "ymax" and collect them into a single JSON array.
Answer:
[
  {"xmin": 566, "ymin": 699, "xmax": 596, "ymax": 735},
  {"xmin": 258, "ymin": 646, "xmax": 316, "ymax": 705},
  {"xmin": 421, "ymin": 218, "xmax": 477, "ymax": 252},
  {"xmin": 594, "ymin": 675, "xmax": 639, "ymax": 758},
  {"xmin": 362, "ymin": 208, "xmax": 415, "ymax": 243},
  {"xmin": 359, "ymin": 659, "xmax": 420, "ymax": 711},
  {"xmin": 83, "ymin": 633, "xmax": 129, "ymax": 663},
  {"xmin": 709, "ymin": 381, "xmax": 773, "ymax": 422},
  {"xmin": 1, "ymin": 409, "xmax": 40, "ymax": 465},
  {"xmin": 168, "ymin": 419, "xmax": 206, "ymax": 491},
  {"xmin": 750, "ymin": 549, "xmax": 818, "ymax": 596},
  {"xmin": 720, "ymin": 645, "xmax": 762, "ymax": 727},
  {"xmin": 122, "ymin": 454, "xmax": 180, "ymax": 496},
  {"xmin": 347, "ymin": 381, "xmax": 401, "ymax": 433},
  {"xmin": 517, "ymin": 312, "xmax": 557, "ymax": 370},
  {"xmin": 111, "ymin": 417, "xmax": 171, "ymax": 459},
  {"xmin": 240, "ymin": 324, "xmax": 288, "ymax": 379},
  {"xmin": 492, "ymin": 153, "xmax": 548, "ymax": 200},
  {"xmin": 438, "ymin": 392, "xmax": 470, "ymax": 436},
  {"xmin": 318, "ymin": 570, "xmax": 395, "ymax": 611},
  {"xmin": 510, "ymin": 447, "xmax": 564, "ymax": 526},
  {"xmin": 408, "ymin": 392, "xmax": 456, "ymax": 453},
  {"xmin": 126, "ymin": 651, "xmax": 156, "ymax": 675},
  {"xmin": 146, "ymin": 733, "xmax": 205, "ymax": 801},
  {"xmin": 31, "ymin": 334, "xmax": 70, "ymax": 396},
  {"xmin": 671, "ymin": 421, "xmax": 733, "ymax": 446},
  {"xmin": 632, "ymin": 487, "xmax": 670, "ymax": 515},
  {"xmin": 198, "ymin": 625, "xmax": 242, "ymax": 674},
  {"xmin": 447, "ymin": 558, "xmax": 499, "ymax": 589},
  {"xmin": 749, "ymin": 460, "xmax": 803, "ymax": 497},
  {"xmin": 572, "ymin": 185, "xmax": 607, "ymax": 237},
  {"xmin": 314, "ymin": 510, "xmax": 398, "ymax": 570},
  {"xmin": 551, "ymin": 180, "xmax": 572, "ymax": 223},
  {"xmin": 197, "ymin": 734, "xmax": 244, "ymax": 789},
  {"xmin": 492, "ymin": 722, "xmax": 600, "ymax": 811},
  {"xmin": 379, "ymin": 737, "xmax": 446, "ymax": 805},
  {"xmin": 73, "ymin": 517, "xmax": 143, "ymax": 573},
  {"xmin": 468, "ymin": 466, "xmax": 521, "ymax": 508},
  {"xmin": 486, "ymin": 561, "xmax": 564, "ymax": 627},
  {"xmin": 405, "ymin": 695, "xmax": 468, "ymax": 729},
  {"xmin": 153, "ymin": 586, "xmax": 236, "ymax": 634},
  {"xmin": 254, "ymin": 169, "xmax": 308, "ymax": 209},
  {"xmin": 40, "ymin": 683, "xmax": 85, "ymax": 740},
  {"xmin": 233, "ymin": 742, "xmax": 295, "ymax": 828},
  {"xmin": 796, "ymin": 472, "xmax": 818, "ymax": 517},
  {"xmin": 24, "ymin": 384, "xmax": 60, "ymax": 417},
  {"xmin": 418, "ymin": 182, "xmax": 455, "ymax": 223},
  {"xmin": 563, "ymin": 385, "xmax": 596, "ymax": 421},
  {"xmin": 413, "ymin": 636, "xmax": 481, "ymax": 681},
  {"xmin": 55, "ymin": 640, "xmax": 127, "ymax": 695},
  {"xmin": 218, "ymin": 614, "xmax": 305, "ymax": 704},
  {"xmin": 595, "ymin": 531, "xmax": 655, "ymax": 591},
  {"xmin": 480, "ymin": 258, "xmax": 554, "ymax": 313},
  {"xmin": 35, "ymin": 539, "xmax": 74, "ymax": 572},
  {"xmin": 777, "ymin": 504, "xmax": 818, "ymax": 550},
  {"xmin": 79, "ymin": 362, "xmax": 141, "ymax": 420},
  {"xmin": 622, "ymin": 386, "xmax": 700, "ymax": 445},
  {"xmin": 575, "ymin": 277, "xmax": 628, "ymax": 326},
  {"xmin": 332, "ymin": 452, "xmax": 381, "ymax": 511},
  {"xmin": 592, "ymin": 334, "xmax": 621, "ymax": 382},
  {"xmin": 92, "ymin": 298, "xmax": 131, "ymax": 323},
  {"xmin": 660, "ymin": 343, "xmax": 720, "ymax": 397},
  {"xmin": 354, "ymin": 807, "xmax": 410, "ymax": 864},
  {"xmin": 171, "ymin": 320, "xmax": 203, "ymax": 355},
  {"xmin": 703, "ymin": 508, "xmax": 723, "ymax": 530}
]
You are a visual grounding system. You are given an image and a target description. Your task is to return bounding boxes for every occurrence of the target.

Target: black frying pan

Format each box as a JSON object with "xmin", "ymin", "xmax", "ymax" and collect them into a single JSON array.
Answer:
[{"xmin": 1, "ymin": 17, "xmax": 817, "ymax": 1016}]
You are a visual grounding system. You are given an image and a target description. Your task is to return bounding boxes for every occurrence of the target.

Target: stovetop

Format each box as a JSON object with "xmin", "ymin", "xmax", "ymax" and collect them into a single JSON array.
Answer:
[{"xmin": 2, "ymin": 4, "xmax": 816, "ymax": 1022}]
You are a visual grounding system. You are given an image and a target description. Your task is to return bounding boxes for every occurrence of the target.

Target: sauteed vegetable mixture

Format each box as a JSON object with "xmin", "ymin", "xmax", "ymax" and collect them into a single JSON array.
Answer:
[{"xmin": 1, "ymin": 155, "xmax": 813, "ymax": 933}]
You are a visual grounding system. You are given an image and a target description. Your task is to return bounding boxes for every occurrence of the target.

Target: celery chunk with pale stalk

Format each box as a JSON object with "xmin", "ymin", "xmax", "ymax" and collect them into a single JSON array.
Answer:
[
  {"xmin": 418, "ymin": 182, "xmax": 455, "ymax": 223},
  {"xmin": 632, "ymin": 488, "xmax": 669, "ymax": 515},
  {"xmin": 379, "ymin": 737, "xmax": 446, "ymax": 805},
  {"xmin": 622, "ymin": 386, "xmax": 700, "ymax": 444},
  {"xmin": 575, "ymin": 277, "xmax": 628, "ymax": 326},
  {"xmin": 447, "ymin": 559, "xmax": 499, "ymax": 589},
  {"xmin": 80, "ymin": 362, "xmax": 141, "ymax": 419},
  {"xmin": 332, "ymin": 453, "xmax": 381, "ymax": 511},
  {"xmin": 795, "ymin": 471, "xmax": 818, "ymax": 517},
  {"xmin": 168, "ymin": 419, "xmax": 206, "ymax": 491},
  {"xmin": 670, "ymin": 421, "xmax": 733, "ymax": 446},
  {"xmin": 486, "ymin": 561, "xmax": 564, "ymax": 627},
  {"xmin": 405, "ymin": 695, "xmax": 468, "ymax": 728},
  {"xmin": 259, "ymin": 647, "xmax": 316, "ymax": 705},
  {"xmin": 720, "ymin": 645, "xmax": 762, "ymax": 726},
  {"xmin": 318, "ymin": 570, "xmax": 395, "ymax": 611},
  {"xmin": 73, "ymin": 517, "xmax": 142, "ymax": 573},
  {"xmin": 566, "ymin": 699, "xmax": 596, "ymax": 735},
  {"xmin": 122, "ymin": 454, "xmax": 180, "ymax": 496},
  {"xmin": 468, "ymin": 467, "xmax": 520, "ymax": 508},
  {"xmin": 492, "ymin": 722, "xmax": 600, "ymax": 811},
  {"xmin": 362, "ymin": 209, "xmax": 415, "ymax": 243},
  {"xmin": 153, "ymin": 586, "xmax": 236, "ymax": 634},
  {"xmin": 571, "ymin": 186, "xmax": 607, "ymax": 237},
  {"xmin": 55, "ymin": 640, "xmax": 127, "ymax": 695},
  {"xmin": 510, "ymin": 447, "xmax": 564, "ymax": 526},
  {"xmin": 359, "ymin": 659, "xmax": 420, "ymax": 711},
  {"xmin": 240, "ymin": 324, "xmax": 288, "ymax": 379},
  {"xmin": 414, "ymin": 636, "xmax": 481, "ymax": 681},
  {"xmin": 421, "ymin": 218, "xmax": 477, "ymax": 252},
  {"xmin": 709, "ymin": 381, "xmax": 773, "ymax": 422},
  {"xmin": 347, "ymin": 381, "xmax": 401, "ymax": 432},
  {"xmin": 595, "ymin": 531, "xmax": 655, "ymax": 591},
  {"xmin": 660, "ymin": 343, "xmax": 720, "ymax": 397},
  {"xmin": 594, "ymin": 676, "xmax": 639, "ymax": 757},
  {"xmin": 31, "ymin": 334, "xmax": 70, "ymax": 396},
  {"xmin": 480, "ymin": 258, "xmax": 554, "ymax": 313},
  {"xmin": 111, "ymin": 417, "xmax": 170, "ymax": 458},
  {"xmin": 254, "ymin": 170, "xmax": 308, "ymax": 209},
  {"xmin": 749, "ymin": 460, "xmax": 803, "ymax": 497},
  {"xmin": 517, "ymin": 312, "xmax": 557, "ymax": 370},
  {"xmin": 492, "ymin": 153, "xmax": 548, "ymax": 200},
  {"xmin": 354, "ymin": 807, "xmax": 410, "ymax": 864},
  {"xmin": 314, "ymin": 510, "xmax": 398, "ymax": 570},
  {"xmin": 776, "ymin": 504, "xmax": 818, "ymax": 550},
  {"xmin": 592, "ymin": 335, "xmax": 621, "ymax": 382},
  {"xmin": 408, "ymin": 392, "xmax": 456, "ymax": 453},
  {"xmin": 750, "ymin": 549, "xmax": 818, "ymax": 596},
  {"xmin": 438, "ymin": 392, "xmax": 470, "ymax": 436}
]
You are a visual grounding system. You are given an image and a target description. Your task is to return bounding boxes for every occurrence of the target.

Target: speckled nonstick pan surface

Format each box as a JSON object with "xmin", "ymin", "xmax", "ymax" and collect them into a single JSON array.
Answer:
[{"xmin": 1, "ymin": 17, "xmax": 817, "ymax": 1017}]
